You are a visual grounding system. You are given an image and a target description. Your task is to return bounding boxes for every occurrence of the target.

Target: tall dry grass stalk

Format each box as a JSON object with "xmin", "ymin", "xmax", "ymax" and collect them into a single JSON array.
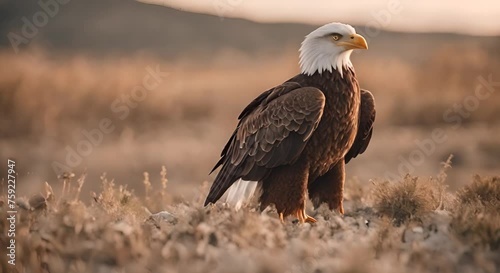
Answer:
[
  {"xmin": 143, "ymin": 171, "xmax": 152, "ymax": 203},
  {"xmin": 74, "ymin": 174, "xmax": 87, "ymax": 202},
  {"xmin": 160, "ymin": 165, "xmax": 168, "ymax": 197}
]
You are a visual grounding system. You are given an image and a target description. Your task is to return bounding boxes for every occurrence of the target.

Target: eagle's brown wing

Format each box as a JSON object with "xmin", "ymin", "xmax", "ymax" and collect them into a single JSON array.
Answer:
[
  {"xmin": 345, "ymin": 89, "xmax": 376, "ymax": 163},
  {"xmin": 204, "ymin": 84, "xmax": 326, "ymax": 206}
]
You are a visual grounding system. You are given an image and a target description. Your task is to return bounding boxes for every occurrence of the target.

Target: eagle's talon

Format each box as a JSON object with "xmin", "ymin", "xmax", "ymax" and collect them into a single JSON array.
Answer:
[
  {"xmin": 302, "ymin": 209, "xmax": 317, "ymax": 223},
  {"xmin": 288, "ymin": 208, "xmax": 317, "ymax": 224},
  {"xmin": 279, "ymin": 212, "xmax": 285, "ymax": 224},
  {"xmin": 305, "ymin": 215, "xmax": 317, "ymax": 223}
]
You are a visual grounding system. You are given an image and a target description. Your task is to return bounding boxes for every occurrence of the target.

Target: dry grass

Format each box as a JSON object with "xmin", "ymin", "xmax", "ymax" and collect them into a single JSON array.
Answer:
[
  {"xmin": 372, "ymin": 157, "xmax": 453, "ymax": 226},
  {"xmin": 373, "ymin": 176, "xmax": 435, "ymax": 226},
  {"xmin": 1, "ymin": 163, "xmax": 499, "ymax": 273},
  {"xmin": 451, "ymin": 175, "xmax": 500, "ymax": 251},
  {"xmin": 456, "ymin": 175, "xmax": 500, "ymax": 207}
]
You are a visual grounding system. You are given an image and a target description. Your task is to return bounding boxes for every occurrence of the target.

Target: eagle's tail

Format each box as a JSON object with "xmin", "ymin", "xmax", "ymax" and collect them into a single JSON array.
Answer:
[
  {"xmin": 225, "ymin": 179, "xmax": 258, "ymax": 210},
  {"xmin": 204, "ymin": 157, "xmax": 259, "ymax": 208},
  {"xmin": 204, "ymin": 161, "xmax": 238, "ymax": 206}
]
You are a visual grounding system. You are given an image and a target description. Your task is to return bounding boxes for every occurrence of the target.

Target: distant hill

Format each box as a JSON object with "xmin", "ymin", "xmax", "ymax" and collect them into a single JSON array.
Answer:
[
  {"xmin": 0, "ymin": 0, "xmax": 314, "ymax": 56},
  {"xmin": 1, "ymin": 0, "xmax": 498, "ymax": 60}
]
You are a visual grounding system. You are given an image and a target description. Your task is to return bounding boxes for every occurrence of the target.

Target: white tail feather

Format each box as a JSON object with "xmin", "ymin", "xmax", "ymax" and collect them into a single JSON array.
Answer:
[{"xmin": 225, "ymin": 179, "xmax": 257, "ymax": 210}]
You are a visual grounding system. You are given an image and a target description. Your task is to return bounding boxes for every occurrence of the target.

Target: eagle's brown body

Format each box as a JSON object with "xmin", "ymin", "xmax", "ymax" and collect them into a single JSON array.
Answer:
[
  {"xmin": 260, "ymin": 69, "xmax": 360, "ymax": 216},
  {"xmin": 295, "ymin": 69, "xmax": 360, "ymax": 180},
  {"xmin": 205, "ymin": 67, "xmax": 376, "ymax": 218}
]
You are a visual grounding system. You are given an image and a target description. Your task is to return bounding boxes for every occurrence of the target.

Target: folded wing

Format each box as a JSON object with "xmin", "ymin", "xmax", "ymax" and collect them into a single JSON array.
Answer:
[
  {"xmin": 205, "ymin": 84, "xmax": 326, "ymax": 205},
  {"xmin": 345, "ymin": 89, "xmax": 376, "ymax": 163}
]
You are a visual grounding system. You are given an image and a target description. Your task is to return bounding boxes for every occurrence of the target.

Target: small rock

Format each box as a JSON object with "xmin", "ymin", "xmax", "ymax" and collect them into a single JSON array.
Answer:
[
  {"xmin": 112, "ymin": 221, "xmax": 134, "ymax": 236},
  {"xmin": 16, "ymin": 198, "xmax": 30, "ymax": 210},
  {"xmin": 29, "ymin": 194, "xmax": 47, "ymax": 210},
  {"xmin": 402, "ymin": 226, "xmax": 427, "ymax": 243},
  {"xmin": 58, "ymin": 172, "xmax": 75, "ymax": 179},
  {"xmin": 148, "ymin": 211, "xmax": 177, "ymax": 225},
  {"xmin": 412, "ymin": 226, "xmax": 424, "ymax": 233}
]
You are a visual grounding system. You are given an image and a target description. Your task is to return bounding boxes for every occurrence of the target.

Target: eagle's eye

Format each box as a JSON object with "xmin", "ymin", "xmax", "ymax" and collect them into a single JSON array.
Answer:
[{"xmin": 331, "ymin": 34, "xmax": 342, "ymax": 41}]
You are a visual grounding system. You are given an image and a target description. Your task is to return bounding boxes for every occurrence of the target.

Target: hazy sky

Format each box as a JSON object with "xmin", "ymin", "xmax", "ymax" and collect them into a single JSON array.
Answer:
[{"xmin": 140, "ymin": 0, "xmax": 500, "ymax": 36}]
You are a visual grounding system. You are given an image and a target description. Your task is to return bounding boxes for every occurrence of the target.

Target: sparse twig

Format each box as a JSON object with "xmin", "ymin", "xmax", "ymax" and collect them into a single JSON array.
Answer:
[
  {"xmin": 438, "ymin": 154, "xmax": 453, "ymax": 181},
  {"xmin": 434, "ymin": 154, "xmax": 453, "ymax": 211},
  {"xmin": 74, "ymin": 173, "xmax": 87, "ymax": 202},
  {"xmin": 44, "ymin": 182, "xmax": 55, "ymax": 204},
  {"xmin": 160, "ymin": 165, "xmax": 168, "ymax": 198},
  {"xmin": 58, "ymin": 172, "xmax": 75, "ymax": 198},
  {"xmin": 143, "ymin": 172, "xmax": 152, "ymax": 203}
]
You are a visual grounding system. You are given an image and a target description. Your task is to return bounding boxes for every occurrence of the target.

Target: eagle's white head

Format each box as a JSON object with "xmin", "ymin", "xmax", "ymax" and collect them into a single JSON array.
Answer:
[{"xmin": 299, "ymin": 22, "xmax": 368, "ymax": 77}]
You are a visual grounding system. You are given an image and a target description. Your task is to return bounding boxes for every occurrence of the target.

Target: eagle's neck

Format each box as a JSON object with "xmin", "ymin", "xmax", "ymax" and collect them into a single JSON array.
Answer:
[
  {"xmin": 299, "ymin": 44, "xmax": 353, "ymax": 78},
  {"xmin": 302, "ymin": 68, "xmax": 357, "ymax": 95}
]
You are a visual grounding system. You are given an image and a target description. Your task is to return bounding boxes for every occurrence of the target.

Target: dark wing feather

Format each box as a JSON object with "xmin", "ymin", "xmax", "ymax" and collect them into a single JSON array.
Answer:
[
  {"xmin": 209, "ymin": 82, "xmax": 303, "ymax": 174},
  {"xmin": 205, "ymin": 85, "xmax": 325, "ymax": 206},
  {"xmin": 345, "ymin": 89, "xmax": 376, "ymax": 164}
]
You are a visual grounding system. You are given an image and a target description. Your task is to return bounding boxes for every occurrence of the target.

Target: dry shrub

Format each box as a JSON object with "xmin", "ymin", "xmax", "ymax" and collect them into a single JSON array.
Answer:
[
  {"xmin": 456, "ymin": 175, "xmax": 500, "ymax": 208},
  {"xmin": 91, "ymin": 174, "xmax": 145, "ymax": 221},
  {"xmin": 373, "ymin": 176, "xmax": 434, "ymax": 226},
  {"xmin": 142, "ymin": 166, "xmax": 173, "ymax": 212},
  {"xmin": 373, "ymin": 157, "xmax": 453, "ymax": 226},
  {"xmin": 372, "ymin": 174, "xmax": 452, "ymax": 226},
  {"xmin": 451, "ymin": 175, "xmax": 500, "ymax": 250},
  {"xmin": 451, "ymin": 205, "xmax": 500, "ymax": 250}
]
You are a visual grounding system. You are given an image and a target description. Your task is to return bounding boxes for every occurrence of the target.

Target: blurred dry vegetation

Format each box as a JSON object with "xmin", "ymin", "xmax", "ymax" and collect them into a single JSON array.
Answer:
[
  {"xmin": 0, "ymin": 163, "xmax": 499, "ymax": 273},
  {"xmin": 1, "ymin": 0, "xmax": 500, "ymax": 198},
  {"xmin": 0, "ymin": 0, "xmax": 500, "ymax": 271}
]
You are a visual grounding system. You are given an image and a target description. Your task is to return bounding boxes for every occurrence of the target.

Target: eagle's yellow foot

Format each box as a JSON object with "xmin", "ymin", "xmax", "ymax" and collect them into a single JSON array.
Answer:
[
  {"xmin": 279, "ymin": 212, "xmax": 285, "ymax": 224},
  {"xmin": 296, "ymin": 208, "xmax": 317, "ymax": 224},
  {"xmin": 302, "ymin": 215, "xmax": 317, "ymax": 223},
  {"xmin": 278, "ymin": 209, "xmax": 316, "ymax": 224}
]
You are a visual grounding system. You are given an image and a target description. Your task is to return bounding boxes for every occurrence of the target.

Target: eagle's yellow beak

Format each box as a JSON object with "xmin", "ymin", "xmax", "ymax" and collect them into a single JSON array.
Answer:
[{"xmin": 338, "ymin": 33, "xmax": 368, "ymax": 50}]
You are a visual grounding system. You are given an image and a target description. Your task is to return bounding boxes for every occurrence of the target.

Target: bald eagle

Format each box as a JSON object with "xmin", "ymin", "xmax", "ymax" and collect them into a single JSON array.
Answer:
[{"xmin": 204, "ymin": 23, "xmax": 376, "ymax": 223}]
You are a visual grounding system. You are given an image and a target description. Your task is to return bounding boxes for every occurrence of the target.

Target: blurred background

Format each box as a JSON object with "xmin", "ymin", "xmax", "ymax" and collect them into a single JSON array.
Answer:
[{"xmin": 0, "ymin": 0, "xmax": 499, "ymax": 200}]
